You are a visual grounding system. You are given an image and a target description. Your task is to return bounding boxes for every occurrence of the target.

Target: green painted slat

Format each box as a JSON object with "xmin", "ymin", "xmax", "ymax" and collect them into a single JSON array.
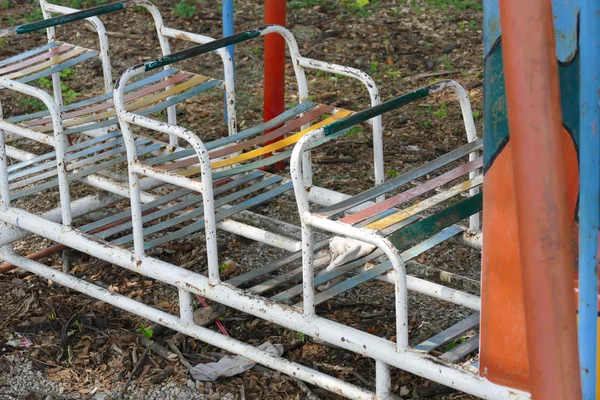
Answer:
[
  {"xmin": 322, "ymin": 85, "xmax": 433, "ymax": 136},
  {"xmin": 143, "ymin": 27, "xmax": 267, "ymax": 71},
  {"xmin": 14, "ymin": 1, "xmax": 126, "ymax": 35},
  {"xmin": 389, "ymin": 192, "xmax": 482, "ymax": 251}
]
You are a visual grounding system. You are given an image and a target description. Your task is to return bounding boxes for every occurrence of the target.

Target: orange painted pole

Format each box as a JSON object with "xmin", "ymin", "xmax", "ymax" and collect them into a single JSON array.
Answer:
[
  {"xmin": 263, "ymin": 0, "xmax": 286, "ymax": 171},
  {"xmin": 499, "ymin": 1, "xmax": 581, "ymax": 399}
]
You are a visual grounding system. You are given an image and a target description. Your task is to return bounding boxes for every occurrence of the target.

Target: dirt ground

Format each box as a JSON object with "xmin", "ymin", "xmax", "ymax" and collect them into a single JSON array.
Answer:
[{"xmin": 0, "ymin": 0, "xmax": 484, "ymax": 399}]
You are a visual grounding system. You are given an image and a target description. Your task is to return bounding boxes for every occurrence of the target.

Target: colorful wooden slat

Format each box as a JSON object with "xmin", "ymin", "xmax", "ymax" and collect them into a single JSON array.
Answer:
[
  {"xmin": 414, "ymin": 313, "xmax": 480, "ymax": 352},
  {"xmin": 63, "ymin": 79, "xmax": 221, "ymax": 136},
  {"xmin": 11, "ymin": 142, "xmax": 165, "ymax": 200},
  {"xmin": 365, "ymin": 175, "xmax": 483, "ymax": 231},
  {"xmin": 388, "ymin": 192, "xmax": 483, "ymax": 251},
  {"xmin": 7, "ymin": 131, "xmax": 121, "ymax": 173},
  {"xmin": 35, "ymin": 75, "xmax": 208, "ymax": 132},
  {"xmin": 159, "ymin": 105, "xmax": 334, "ymax": 171},
  {"xmin": 17, "ymin": 51, "xmax": 96, "ymax": 83},
  {"xmin": 3, "ymin": 47, "xmax": 88, "ymax": 79},
  {"xmin": 0, "ymin": 45, "xmax": 72, "ymax": 75},
  {"xmin": 141, "ymin": 182, "xmax": 294, "ymax": 250},
  {"xmin": 145, "ymin": 102, "xmax": 318, "ymax": 167},
  {"xmin": 8, "ymin": 69, "xmax": 179, "ymax": 123},
  {"xmin": 97, "ymin": 173, "xmax": 266, "ymax": 239},
  {"xmin": 26, "ymin": 72, "xmax": 194, "ymax": 127},
  {"xmin": 341, "ymin": 157, "xmax": 483, "ymax": 225},
  {"xmin": 0, "ymin": 42, "xmax": 58, "ymax": 68},
  {"xmin": 319, "ymin": 139, "xmax": 483, "ymax": 217},
  {"xmin": 175, "ymin": 109, "xmax": 352, "ymax": 177},
  {"xmin": 9, "ymin": 136, "xmax": 125, "ymax": 181}
]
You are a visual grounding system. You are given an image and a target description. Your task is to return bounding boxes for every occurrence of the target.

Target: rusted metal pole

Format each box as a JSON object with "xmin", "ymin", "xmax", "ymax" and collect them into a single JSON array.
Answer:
[
  {"xmin": 263, "ymin": 0, "xmax": 286, "ymax": 171},
  {"xmin": 498, "ymin": 1, "xmax": 581, "ymax": 399}
]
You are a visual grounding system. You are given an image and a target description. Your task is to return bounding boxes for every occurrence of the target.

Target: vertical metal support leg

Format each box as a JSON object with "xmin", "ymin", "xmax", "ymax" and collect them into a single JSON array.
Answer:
[
  {"xmin": 61, "ymin": 249, "xmax": 71, "ymax": 273},
  {"xmin": 179, "ymin": 289, "xmax": 194, "ymax": 325},
  {"xmin": 579, "ymin": 1, "xmax": 599, "ymax": 398},
  {"xmin": 0, "ymin": 100, "xmax": 9, "ymax": 210},
  {"xmin": 301, "ymin": 222, "xmax": 315, "ymax": 317},
  {"xmin": 375, "ymin": 360, "xmax": 392, "ymax": 400},
  {"xmin": 0, "ymin": 101, "xmax": 12, "ymax": 256}
]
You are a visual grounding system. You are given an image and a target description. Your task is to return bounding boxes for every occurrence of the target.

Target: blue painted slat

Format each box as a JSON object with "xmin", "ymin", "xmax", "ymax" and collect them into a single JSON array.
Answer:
[
  {"xmin": 9, "ymin": 138, "xmax": 144, "ymax": 190},
  {"xmin": 10, "ymin": 141, "xmax": 164, "ymax": 200},
  {"xmin": 226, "ymin": 239, "xmax": 330, "ymax": 287},
  {"xmin": 145, "ymin": 102, "xmax": 318, "ymax": 167},
  {"xmin": 16, "ymin": 51, "xmax": 97, "ymax": 83},
  {"xmin": 293, "ymin": 226, "xmax": 463, "ymax": 307},
  {"xmin": 204, "ymin": 102, "xmax": 317, "ymax": 150},
  {"xmin": 414, "ymin": 312, "xmax": 480, "ymax": 353},
  {"xmin": 97, "ymin": 171, "xmax": 264, "ymax": 239},
  {"xmin": 79, "ymin": 188, "xmax": 190, "ymax": 233},
  {"xmin": 0, "ymin": 42, "xmax": 59, "ymax": 68},
  {"xmin": 271, "ymin": 225, "xmax": 462, "ymax": 303},
  {"xmin": 579, "ymin": 1, "xmax": 599, "ymax": 398},
  {"xmin": 8, "ymin": 69, "xmax": 178, "ymax": 123},
  {"xmin": 62, "ymin": 78, "xmax": 222, "ymax": 136},
  {"xmin": 113, "ymin": 175, "xmax": 282, "ymax": 246},
  {"xmin": 140, "ymin": 181, "xmax": 293, "ymax": 250},
  {"xmin": 9, "ymin": 136, "xmax": 125, "ymax": 181},
  {"xmin": 7, "ymin": 131, "xmax": 121, "ymax": 173}
]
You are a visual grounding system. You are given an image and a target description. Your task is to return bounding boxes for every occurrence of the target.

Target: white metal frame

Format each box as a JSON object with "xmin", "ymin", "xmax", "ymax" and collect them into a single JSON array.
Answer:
[{"xmin": 0, "ymin": 9, "xmax": 505, "ymax": 397}]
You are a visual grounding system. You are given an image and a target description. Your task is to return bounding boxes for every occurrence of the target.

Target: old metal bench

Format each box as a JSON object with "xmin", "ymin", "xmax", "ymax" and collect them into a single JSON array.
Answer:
[{"xmin": 0, "ymin": 7, "xmax": 528, "ymax": 399}]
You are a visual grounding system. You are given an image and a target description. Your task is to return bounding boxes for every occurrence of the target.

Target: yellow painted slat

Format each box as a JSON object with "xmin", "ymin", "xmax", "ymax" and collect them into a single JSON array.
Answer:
[
  {"xmin": 212, "ymin": 109, "xmax": 353, "ymax": 169},
  {"xmin": 174, "ymin": 109, "xmax": 353, "ymax": 177},
  {"xmin": 36, "ymin": 75, "xmax": 208, "ymax": 132},
  {"xmin": 366, "ymin": 175, "xmax": 483, "ymax": 231},
  {"xmin": 175, "ymin": 109, "xmax": 352, "ymax": 178},
  {"xmin": 3, "ymin": 47, "xmax": 87, "ymax": 79}
]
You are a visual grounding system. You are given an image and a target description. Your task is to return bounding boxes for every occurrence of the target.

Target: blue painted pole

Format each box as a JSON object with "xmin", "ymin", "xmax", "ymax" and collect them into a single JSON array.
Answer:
[
  {"xmin": 222, "ymin": 0, "xmax": 234, "ymax": 123},
  {"xmin": 579, "ymin": 0, "xmax": 599, "ymax": 398}
]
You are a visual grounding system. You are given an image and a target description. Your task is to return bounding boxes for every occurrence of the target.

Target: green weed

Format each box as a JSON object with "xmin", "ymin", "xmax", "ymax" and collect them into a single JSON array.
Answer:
[
  {"xmin": 424, "ymin": 0, "xmax": 482, "ymax": 11},
  {"xmin": 387, "ymin": 169, "xmax": 398, "ymax": 178},
  {"xmin": 136, "ymin": 324, "xmax": 153, "ymax": 340},
  {"xmin": 173, "ymin": 0, "xmax": 196, "ymax": 19},
  {"xmin": 438, "ymin": 55, "xmax": 454, "ymax": 70},
  {"xmin": 288, "ymin": 0, "xmax": 330, "ymax": 9},
  {"xmin": 20, "ymin": 97, "xmax": 45, "ymax": 112},
  {"xmin": 345, "ymin": 126, "xmax": 362, "ymax": 137},
  {"xmin": 444, "ymin": 337, "xmax": 467, "ymax": 352},
  {"xmin": 433, "ymin": 103, "xmax": 447, "ymax": 119},
  {"xmin": 370, "ymin": 60, "xmax": 379, "ymax": 74}
]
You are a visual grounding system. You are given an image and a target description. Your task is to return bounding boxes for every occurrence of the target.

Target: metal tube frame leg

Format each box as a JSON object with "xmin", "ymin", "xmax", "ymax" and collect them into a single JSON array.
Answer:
[{"xmin": 376, "ymin": 360, "xmax": 392, "ymax": 399}]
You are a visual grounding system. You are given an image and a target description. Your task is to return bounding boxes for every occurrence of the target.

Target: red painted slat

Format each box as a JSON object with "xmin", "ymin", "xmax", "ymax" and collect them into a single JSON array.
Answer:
[
  {"xmin": 339, "ymin": 156, "xmax": 483, "ymax": 225},
  {"xmin": 25, "ymin": 72, "xmax": 193, "ymax": 127},
  {"xmin": 0, "ymin": 44, "xmax": 73, "ymax": 75},
  {"xmin": 160, "ymin": 104, "xmax": 333, "ymax": 172}
]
